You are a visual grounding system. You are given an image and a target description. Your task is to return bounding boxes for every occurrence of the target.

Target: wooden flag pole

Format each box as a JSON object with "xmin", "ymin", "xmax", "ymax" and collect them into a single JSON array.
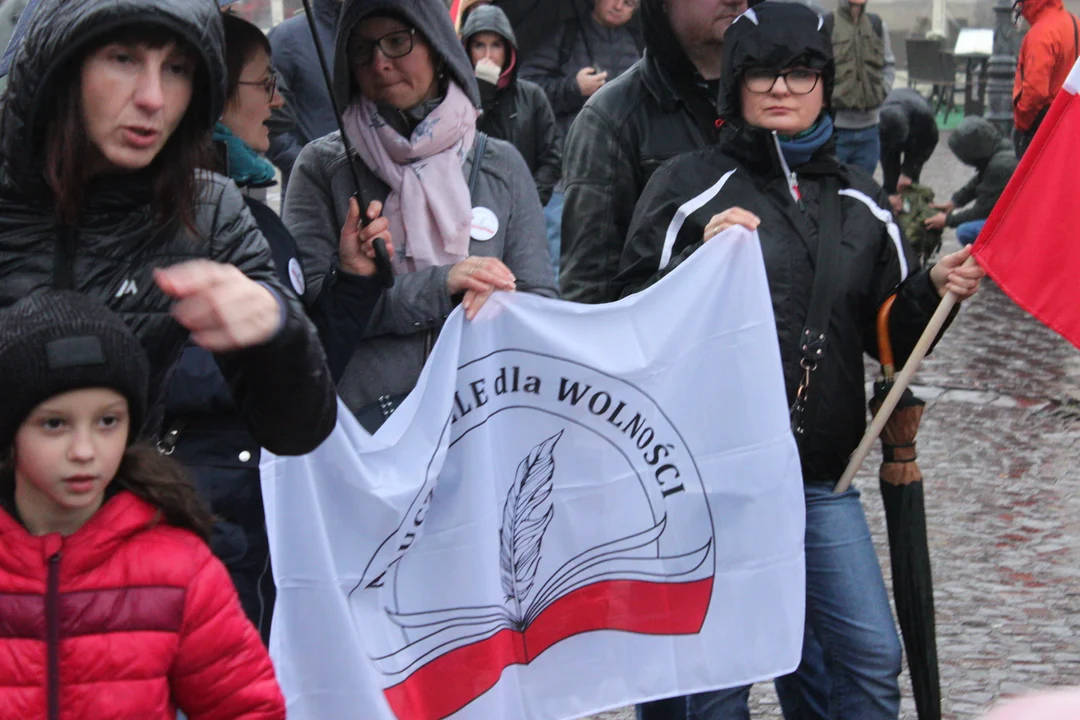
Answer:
[{"xmin": 833, "ymin": 285, "xmax": 963, "ymax": 494}]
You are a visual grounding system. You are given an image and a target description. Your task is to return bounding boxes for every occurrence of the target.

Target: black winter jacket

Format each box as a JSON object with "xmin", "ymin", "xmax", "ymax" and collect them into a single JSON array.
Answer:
[
  {"xmin": 0, "ymin": 0, "xmax": 337, "ymax": 455},
  {"xmin": 518, "ymin": 13, "xmax": 642, "ymax": 140},
  {"xmin": 559, "ymin": 0, "xmax": 723, "ymax": 304},
  {"xmin": 616, "ymin": 124, "xmax": 948, "ymax": 483},
  {"xmin": 477, "ymin": 80, "xmax": 561, "ymax": 205},
  {"xmin": 879, "ymin": 88, "xmax": 939, "ymax": 194},
  {"xmin": 164, "ymin": 184, "xmax": 381, "ymax": 640},
  {"xmin": 463, "ymin": 6, "xmax": 562, "ymax": 205},
  {"xmin": 946, "ymin": 118, "xmax": 1018, "ymax": 228}
]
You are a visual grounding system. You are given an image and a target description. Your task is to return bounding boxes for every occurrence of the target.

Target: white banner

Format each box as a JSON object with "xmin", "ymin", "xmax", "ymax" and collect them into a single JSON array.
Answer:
[{"xmin": 262, "ymin": 228, "xmax": 806, "ymax": 720}]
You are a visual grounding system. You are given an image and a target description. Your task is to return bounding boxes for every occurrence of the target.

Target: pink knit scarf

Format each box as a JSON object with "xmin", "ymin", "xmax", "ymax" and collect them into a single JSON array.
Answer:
[{"xmin": 343, "ymin": 82, "xmax": 479, "ymax": 272}]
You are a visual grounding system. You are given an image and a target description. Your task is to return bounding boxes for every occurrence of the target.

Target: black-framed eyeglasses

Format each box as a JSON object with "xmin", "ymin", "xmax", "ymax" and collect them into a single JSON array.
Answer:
[
  {"xmin": 237, "ymin": 72, "xmax": 277, "ymax": 101},
  {"xmin": 350, "ymin": 28, "xmax": 417, "ymax": 67},
  {"xmin": 743, "ymin": 68, "xmax": 822, "ymax": 95}
]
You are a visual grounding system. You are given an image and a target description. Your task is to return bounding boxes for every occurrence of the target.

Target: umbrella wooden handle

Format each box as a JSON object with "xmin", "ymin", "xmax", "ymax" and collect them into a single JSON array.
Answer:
[
  {"xmin": 835, "ymin": 289, "xmax": 961, "ymax": 494},
  {"xmin": 877, "ymin": 294, "xmax": 898, "ymax": 376}
]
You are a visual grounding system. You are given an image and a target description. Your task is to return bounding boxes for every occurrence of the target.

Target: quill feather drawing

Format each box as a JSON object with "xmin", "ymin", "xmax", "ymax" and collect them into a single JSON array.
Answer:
[{"xmin": 500, "ymin": 431, "xmax": 562, "ymax": 625}]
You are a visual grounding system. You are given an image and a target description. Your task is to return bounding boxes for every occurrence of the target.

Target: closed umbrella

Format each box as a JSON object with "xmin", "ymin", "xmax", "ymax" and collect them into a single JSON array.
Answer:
[{"xmin": 870, "ymin": 294, "xmax": 941, "ymax": 720}]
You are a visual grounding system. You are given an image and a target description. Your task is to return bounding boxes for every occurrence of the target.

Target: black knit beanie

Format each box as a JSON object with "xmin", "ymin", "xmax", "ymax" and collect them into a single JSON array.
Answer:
[{"xmin": 0, "ymin": 291, "xmax": 149, "ymax": 450}]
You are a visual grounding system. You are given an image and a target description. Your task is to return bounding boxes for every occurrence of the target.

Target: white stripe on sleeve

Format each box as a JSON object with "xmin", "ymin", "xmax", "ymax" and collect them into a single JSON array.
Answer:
[
  {"xmin": 659, "ymin": 170, "xmax": 737, "ymax": 270},
  {"xmin": 838, "ymin": 188, "xmax": 909, "ymax": 281}
]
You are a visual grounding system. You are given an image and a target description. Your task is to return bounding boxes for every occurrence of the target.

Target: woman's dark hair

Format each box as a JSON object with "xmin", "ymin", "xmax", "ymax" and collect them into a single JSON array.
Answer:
[
  {"xmin": 42, "ymin": 24, "xmax": 214, "ymax": 232},
  {"xmin": 0, "ymin": 442, "xmax": 215, "ymax": 541},
  {"xmin": 222, "ymin": 12, "xmax": 273, "ymax": 105}
]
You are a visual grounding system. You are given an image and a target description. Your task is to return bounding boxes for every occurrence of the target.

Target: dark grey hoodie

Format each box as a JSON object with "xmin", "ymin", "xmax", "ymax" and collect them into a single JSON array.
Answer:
[
  {"xmin": 946, "ymin": 117, "xmax": 1018, "ymax": 227},
  {"xmin": 283, "ymin": 0, "xmax": 556, "ymax": 419}
]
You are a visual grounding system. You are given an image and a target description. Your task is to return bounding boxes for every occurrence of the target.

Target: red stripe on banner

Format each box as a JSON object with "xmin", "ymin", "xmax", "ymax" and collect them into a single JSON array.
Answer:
[
  {"xmin": 449, "ymin": 0, "xmax": 462, "ymax": 25},
  {"xmin": 383, "ymin": 578, "xmax": 713, "ymax": 720},
  {"xmin": 972, "ymin": 77, "xmax": 1080, "ymax": 348}
]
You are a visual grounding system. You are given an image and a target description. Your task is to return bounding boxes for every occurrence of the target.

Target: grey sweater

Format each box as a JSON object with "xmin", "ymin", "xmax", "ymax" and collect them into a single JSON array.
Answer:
[{"xmin": 283, "ymin": 132, "xmax": 558, "ymax": 413}]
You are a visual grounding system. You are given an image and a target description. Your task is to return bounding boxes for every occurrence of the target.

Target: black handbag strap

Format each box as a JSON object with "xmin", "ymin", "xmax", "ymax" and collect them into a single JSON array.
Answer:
[
  {"xmin": 468, "ymin": 132, "xmax": 488, "ymax": 200},
  {"xmin": 791, "ymin": 174, "xmax": 843, "ymax": 438}
]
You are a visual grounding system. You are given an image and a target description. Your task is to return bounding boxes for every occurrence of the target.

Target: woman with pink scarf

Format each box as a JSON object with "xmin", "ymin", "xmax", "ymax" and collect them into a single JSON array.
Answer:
[{"xmin": 284, "ymin": 0, "xmax": 557, "ymax": 432}]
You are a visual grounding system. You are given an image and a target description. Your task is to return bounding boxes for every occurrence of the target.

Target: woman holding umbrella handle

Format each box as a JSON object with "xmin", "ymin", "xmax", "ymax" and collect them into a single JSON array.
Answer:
[
  {"xmin": 283, "ymin": 0, "xmax": 557, "ymax": 433},
  {"xmin": 614, "ymin": 3, "xmax": 981, "ymax": 718}
]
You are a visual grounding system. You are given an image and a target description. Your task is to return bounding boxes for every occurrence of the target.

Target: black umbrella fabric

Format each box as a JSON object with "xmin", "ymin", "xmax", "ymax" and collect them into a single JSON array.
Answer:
[{"xmin": 871, "ymin": 295, "xmax": 941, "ymax": 720}]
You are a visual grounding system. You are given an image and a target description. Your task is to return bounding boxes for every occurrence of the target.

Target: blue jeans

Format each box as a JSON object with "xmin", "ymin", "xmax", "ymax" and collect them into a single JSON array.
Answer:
[
  {"xmin": 956, "ymin": 219, "xmax": 986, "ymax": 246},
  {"xmin": 647, "ymin": 482, "xmax": 902, "ymax": 720},
  {"xmin": 636, "ymin": 633, "xmax": 829, "ymax": 720},
  {"xmin": 543, "ymin": 190, "xmax": 564, "ymax": 283},
  {"xmin": 835, "ymin": 126, "xmax": 881, "ymax": 176}
]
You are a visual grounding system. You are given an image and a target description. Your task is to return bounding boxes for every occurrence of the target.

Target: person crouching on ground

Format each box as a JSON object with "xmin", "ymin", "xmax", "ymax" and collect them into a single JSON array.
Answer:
[
  {"xmin": 923, "ymin": 116, "xmax": 1018, "ymax": 246},
  {"xmin": 0, "ymin": 291, "xmax": 284, "ymax": 720}
]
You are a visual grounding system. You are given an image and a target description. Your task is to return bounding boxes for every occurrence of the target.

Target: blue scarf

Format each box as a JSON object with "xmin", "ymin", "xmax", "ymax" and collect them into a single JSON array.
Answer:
[
  {"xmin": 213, "ymin": 122, "xmax": 277, "ymax": 187},
  {"xmin": 777, "ymin": 114, "xmax": 834, "ymax": 168}
]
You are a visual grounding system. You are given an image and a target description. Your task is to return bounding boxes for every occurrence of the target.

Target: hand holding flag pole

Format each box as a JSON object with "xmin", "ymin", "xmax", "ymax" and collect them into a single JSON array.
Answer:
[
  {"xmin": 301, "ymin": 0, "xmax": 395, "ymax": 288},
  {"xmin": 839, "ymin": 55, "xmax": 1080, "ymax": 492},
  {"xmin": 835, "ymin": 255, "xmax": 979, "ymax": 494}
]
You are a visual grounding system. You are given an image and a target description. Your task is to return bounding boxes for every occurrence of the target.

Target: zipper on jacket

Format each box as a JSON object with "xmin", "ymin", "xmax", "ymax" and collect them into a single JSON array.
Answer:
[
  {"xmin": 771, "ymin": 132, "xmax": 804, "ymax": 208},
  {"xmin": 52, "ymin": 226, "xmax": 76, "ymax": 290},
  {"xmin": 46, "ymin": 551, "xmax": 62, "ymax": 720}
]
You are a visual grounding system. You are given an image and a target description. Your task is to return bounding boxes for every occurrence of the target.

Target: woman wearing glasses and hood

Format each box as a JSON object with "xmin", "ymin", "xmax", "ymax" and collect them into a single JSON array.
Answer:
[
  {"xmin": 616, "ymin": 3, "xmax": 983, "ymax": 717},
  {"xmin": 284, "ymin": 0, "xmax": 557, "ymax": 432}
]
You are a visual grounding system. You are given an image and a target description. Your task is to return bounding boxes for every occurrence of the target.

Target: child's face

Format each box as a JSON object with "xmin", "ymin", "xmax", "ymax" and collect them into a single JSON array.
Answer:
[{"xmin": 14, "ymin": 388, "xmax": 129, "ymax": 535}]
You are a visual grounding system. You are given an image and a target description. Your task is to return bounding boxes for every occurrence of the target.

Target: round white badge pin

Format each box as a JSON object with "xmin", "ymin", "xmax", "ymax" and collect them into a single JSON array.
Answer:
[
  {"xmin": 470, "ymin": 207, "xmax": 499, "ymax": 241},
  {"xmin": 288, "ymin": 258, "xmax": 306, "ymax": 295}
]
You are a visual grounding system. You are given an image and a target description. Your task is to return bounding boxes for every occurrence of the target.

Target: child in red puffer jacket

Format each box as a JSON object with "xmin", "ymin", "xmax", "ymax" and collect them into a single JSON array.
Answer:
[{"xmin": 0, "ymin": 291, "xmax": 286, "ymax": 720}]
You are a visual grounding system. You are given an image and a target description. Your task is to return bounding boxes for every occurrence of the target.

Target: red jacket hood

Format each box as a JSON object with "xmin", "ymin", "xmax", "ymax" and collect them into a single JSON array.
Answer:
[{"xmin": 1022, "ymin": 0, "xmax": 1066, "ymax": 24}]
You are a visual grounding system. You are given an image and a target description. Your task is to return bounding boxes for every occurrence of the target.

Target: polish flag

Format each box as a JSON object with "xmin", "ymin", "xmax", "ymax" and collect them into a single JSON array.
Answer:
[
  {"xmin": 449, "ymin": 0, "xmax": 463, "ymax": 25},
  {"xmin": 972, "ymin": 57, "xmax": 1080, "ymax": 348}
]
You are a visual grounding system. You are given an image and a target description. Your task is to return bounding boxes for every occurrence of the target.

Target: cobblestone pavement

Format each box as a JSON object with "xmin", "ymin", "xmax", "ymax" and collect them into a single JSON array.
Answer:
[{"xmin": 583, "ymin": 133, "xmax": 1080, "ymax": 719}]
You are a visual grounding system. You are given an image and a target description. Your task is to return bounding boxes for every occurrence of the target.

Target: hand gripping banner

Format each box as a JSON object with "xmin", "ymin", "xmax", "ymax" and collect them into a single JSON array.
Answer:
[{"xmin": 262, "ymin": 228, "xmax": 806, "ymax": 720}]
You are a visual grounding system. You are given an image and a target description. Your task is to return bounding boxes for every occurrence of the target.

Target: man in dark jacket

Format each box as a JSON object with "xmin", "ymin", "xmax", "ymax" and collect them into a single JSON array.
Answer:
[
  {"xmin": 879, "ymin": 87, "xmax": 939, "ymax": 196},
  {"xmin": 924, "ymin": 117, "xmax": 1018, "ymax": 245},
  {"xmin": 559, "ymin": 0, "xmax": 748, "ymax": 304},
  {"xmin": 267, "ymin": 0, "xmax": 343, "ymax": 184},
  {"xmin": 519, "ymin": 0, "xmax": 642, "ymax": 140},
  {"xmin": 520, "ymin": 0, "xmax": 642, "ymax": 299},
  {"xmin": 462, "ymin": 5, "xmax": 562, "ymax": 207}
]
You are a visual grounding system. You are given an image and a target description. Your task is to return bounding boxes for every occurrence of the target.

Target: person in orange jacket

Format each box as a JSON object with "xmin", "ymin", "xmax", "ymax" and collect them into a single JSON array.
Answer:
[
  {"xmin": 0, "ymin": 291, "xmax": 285, "ymax": 720},
  {"xmin": 1012, "ymin": 0, "xmax": 1080, "ymax": 156}
]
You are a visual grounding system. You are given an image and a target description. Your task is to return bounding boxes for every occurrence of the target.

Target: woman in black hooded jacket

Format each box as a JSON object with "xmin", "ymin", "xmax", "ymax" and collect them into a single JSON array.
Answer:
[
  {"xmin": 0, "ymin": 0, "xmax": 338, "ymax": 455},
  {"xmin": 461, "ymin": 4, "xmax": 562, "ymax": 207},
  {"xmin": 617, "ymin": 4, "xmax": 983, "ymax": 718}
]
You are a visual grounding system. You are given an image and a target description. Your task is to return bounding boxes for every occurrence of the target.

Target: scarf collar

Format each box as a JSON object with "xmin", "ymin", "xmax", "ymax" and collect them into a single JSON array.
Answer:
[
  {"xmin": 213, "ymin": 123, "xmax": 277, "ymax": 187},
  {"xmin": 344, "ymin": 82, "xmax": 479, "ymax": 273},
  {"xmin": 777, "ymin": 114, "xmax": 835, "ymax": 169}
]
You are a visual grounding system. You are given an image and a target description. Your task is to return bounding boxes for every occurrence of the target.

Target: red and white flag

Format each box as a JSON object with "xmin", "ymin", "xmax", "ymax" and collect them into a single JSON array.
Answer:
[
  {"xmin": 262, "ymin": 229, "xmax": 806, "ymax": 720},
  {"xmin": 972, "ymin": 57, "xmax": 1080, "ymax": 348}
]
